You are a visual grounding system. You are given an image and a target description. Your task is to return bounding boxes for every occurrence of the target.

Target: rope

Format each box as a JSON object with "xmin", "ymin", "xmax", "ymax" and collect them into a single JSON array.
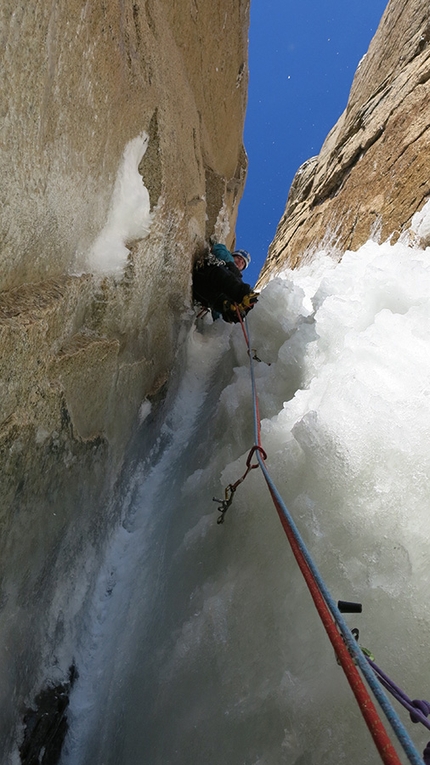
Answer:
[
  {"xmin": 196, "ymin": 306, "xmax": 210, "ymax": 320},
  {"xmin": 367, "ymin": 658, "xmax": 430, "ymax": 732},
  {"xmin": 256, "ymin": 452, "xmax": 422, "ymax": 765},
  {"xmin": 224, "ymin": 311, "xmax": 424, "ymax": 765}
]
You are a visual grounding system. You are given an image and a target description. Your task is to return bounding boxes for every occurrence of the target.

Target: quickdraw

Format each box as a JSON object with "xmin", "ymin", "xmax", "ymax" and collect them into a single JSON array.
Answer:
[
  {"xmin": 213, "ymin": 444, "xmax": 267, "ymax": 524},
  {"xmin": 213, "ymin": 486, "xmax": 235, "ymax": 525}
]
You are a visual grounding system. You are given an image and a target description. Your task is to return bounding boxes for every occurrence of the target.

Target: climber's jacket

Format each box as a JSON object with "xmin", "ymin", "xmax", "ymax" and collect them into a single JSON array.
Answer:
[
  {"xmin": 210, "ymin": 242, "xmax": 236, "ymax": 266},
  {"xmin": 193, "ymin": 244, "xmax": 258, "ymax": 323}
]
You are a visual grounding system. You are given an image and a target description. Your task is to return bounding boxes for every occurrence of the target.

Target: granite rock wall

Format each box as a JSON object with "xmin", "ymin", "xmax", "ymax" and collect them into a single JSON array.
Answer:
[
  {"xmin": 260, "ymin": 0, "xmax": 430, "ymax": 282},
  {"xmin": 0, "ymin": 1, "xmax": 249, "ymax": 755}
]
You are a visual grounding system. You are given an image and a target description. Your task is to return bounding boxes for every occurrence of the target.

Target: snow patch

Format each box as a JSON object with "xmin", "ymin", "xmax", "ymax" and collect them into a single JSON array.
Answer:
[
  {"xmin": 138, "ymin": 399, "xmax": 152, "ymax": 424},
  {"xmin": 213, "ymin": 200, "xmax": 231, "ymax": 243},
  {"xmin": 87, "ymin": 133, "xmax": 152, "ymax": 275}
]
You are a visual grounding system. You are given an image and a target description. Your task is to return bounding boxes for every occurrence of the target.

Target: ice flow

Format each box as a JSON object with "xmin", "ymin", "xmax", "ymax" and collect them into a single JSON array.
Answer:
[{"xmin": 63, "ymin": 236, "xmax": 430, "ymax": 765}]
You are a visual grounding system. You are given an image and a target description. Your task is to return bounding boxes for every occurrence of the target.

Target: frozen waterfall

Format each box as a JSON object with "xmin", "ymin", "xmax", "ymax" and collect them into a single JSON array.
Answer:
[{"xmin": 61, "ymin": 236, "xmax": 430, "ymax": 765}]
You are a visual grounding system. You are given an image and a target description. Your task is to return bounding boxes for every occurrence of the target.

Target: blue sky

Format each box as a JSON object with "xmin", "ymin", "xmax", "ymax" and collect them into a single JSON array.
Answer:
[{"xmin": 237, "ymin": 0, "xmax": 389, "ymax": 285}]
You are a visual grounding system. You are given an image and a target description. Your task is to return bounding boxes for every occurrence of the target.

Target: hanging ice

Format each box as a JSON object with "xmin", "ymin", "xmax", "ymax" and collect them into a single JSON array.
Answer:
[{"xmin": 61, "ymin": 236, "xmax": 430, "ymax": 765}]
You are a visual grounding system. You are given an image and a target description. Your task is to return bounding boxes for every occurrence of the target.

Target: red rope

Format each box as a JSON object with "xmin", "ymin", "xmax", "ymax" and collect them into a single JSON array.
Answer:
[
  {"xmin": 235, "ymin": 307, "xmax": 263, "ymax": 448},
  {"xmin": 236, "ymin": 304, "xmax": 250, "ymax": 345},
  {"xmin": 233, "ymin": 310, "xmax": 404, "ymax": 765},
  {"xmin": 265, "ymin": 481, "xmax": 403, "ymax": 765}
]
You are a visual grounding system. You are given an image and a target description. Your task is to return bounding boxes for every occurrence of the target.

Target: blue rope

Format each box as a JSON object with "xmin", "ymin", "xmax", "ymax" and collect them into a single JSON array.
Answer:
[{"xmin": 243, "ymin": 316, "xmax": 424, "ymax": 765}]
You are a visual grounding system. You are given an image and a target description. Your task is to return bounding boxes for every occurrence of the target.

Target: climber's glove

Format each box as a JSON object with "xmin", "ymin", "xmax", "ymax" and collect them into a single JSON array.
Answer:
[
  {"xmin": 237, "ymin": 291, "xmax": 259, "ymax": 313},
  {"xmin": 222, "ymin": 300, "xmax": 240, "ymax": 323}
]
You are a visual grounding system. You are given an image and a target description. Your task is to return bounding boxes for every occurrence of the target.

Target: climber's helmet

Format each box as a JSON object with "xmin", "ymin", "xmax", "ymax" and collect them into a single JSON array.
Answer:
[{"xmin": 232, "ymin": 249, "xmax": 251, "ymax": 271}]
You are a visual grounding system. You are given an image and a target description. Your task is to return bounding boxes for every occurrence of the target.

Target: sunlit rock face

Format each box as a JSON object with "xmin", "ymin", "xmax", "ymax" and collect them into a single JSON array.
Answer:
[
  {"xmin": 0, "ymin": 0, "xmax": 249, "ymax": 754},
  {"xmin": 1, "ymin": 1, "xmax": 249, "ymax": 287},
  {"xmin": 260, "ymin": 0, "xmax": 430, "ymax": 282}
]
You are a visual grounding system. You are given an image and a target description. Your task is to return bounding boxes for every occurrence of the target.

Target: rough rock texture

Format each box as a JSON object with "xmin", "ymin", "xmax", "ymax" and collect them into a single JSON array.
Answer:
[
  {"xmin": 260, "ymin": 0, "xmax": 430, "ymax": 282},
  {"xmin": 1, "ymin": 1, "xmax": 248, "ymax": 287},
  {"xmin": 0, "ymin": 1, "xmax": 249, "ymax": 757}
]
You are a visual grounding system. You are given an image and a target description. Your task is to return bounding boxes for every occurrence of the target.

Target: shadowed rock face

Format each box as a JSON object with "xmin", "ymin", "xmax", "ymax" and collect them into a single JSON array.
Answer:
[
  {"xmin": 19, "ymin": 665, "xmax": 78, "ymax": 765},
  {"xmin": 260, "ymin": 0, "xmax": 430, "ymax": 283},
  {"xmin": 0, "ymin": 1, "xmax": 249, "ymax": 758}
]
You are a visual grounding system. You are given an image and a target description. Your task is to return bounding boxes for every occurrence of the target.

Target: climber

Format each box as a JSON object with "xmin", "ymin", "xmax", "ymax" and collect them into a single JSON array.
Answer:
[{"xmin": 193, "ymin": 241, "xmax": 258, "ymax": 323}]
